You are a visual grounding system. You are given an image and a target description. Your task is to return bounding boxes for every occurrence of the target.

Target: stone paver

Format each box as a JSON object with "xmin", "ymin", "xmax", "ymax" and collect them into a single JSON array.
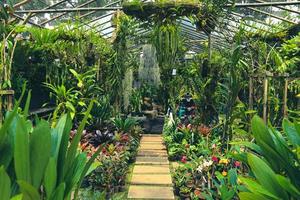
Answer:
[
  {"xmin": 128, "ymin": 186, "xmax": 174, "ymax": 200},
  {"xmin": 138, "ymin": 150, "xmax": 168, "ymax": 157},
  {"xmin": 128, "ymin": 134, "xmax": 175, "ymax": 200},
  {"xmin": 131, "ymin": 174, "xmax": 173, "ymax": 186},
  {"xmin": 136, "ymin": 156, "xmax": 169, "ymax": 165},
  {"xmin": 139, "ymin": 144, "xmax": 166, "ymax": 150},
  {"xmin": 133, "ymin": 165, "xmax": 170, "ymax": 174},
  {"xmin": 141, "ymin": 137, "xmax": 163, "ymax": 142}
]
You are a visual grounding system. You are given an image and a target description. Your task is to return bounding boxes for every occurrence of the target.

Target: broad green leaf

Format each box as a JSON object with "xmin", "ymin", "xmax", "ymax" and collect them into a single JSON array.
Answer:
[
  {"xmin": 251, "ymin": 115, "xmax": 275, "ymax": 148},
  {"xmin": 239, "ymin": 177, "xmax": 278, "ymax": 199},
  {"xmin": 57, "ymin": 114, "xmax": 72, "ymax": 184},
  {"xmin": 85, "ymin": 161, "xmax": 101, "ymax": 177},
  {"xmin": 64, "ymin": 153, "xmax": 87, "ymax": 197},
  {"xmin": 23, "ymin": 90, "xmax": 31, "ymax": 119},
  {"xmin": 283, "ymin": 119, "xmax": 300, "ymax": 146},
  {"xmin": 239, "ymin": 192, "xmax": 271, "ymax": 200},
  {"xmin": 50, "ymin": 114, "xmax": 68, "ymax": 160},
  {"xmin": 14, "ymin": 117, "xmax": 31, "ymax": 183},
  {"xmin": 228, "ymin": 168, "xmax": 237, "ymax": 186},
  {"xmin": 73, "ymin": 144, "xmax": 105, "ymax": 200},
  {"xmin": 50, "ymin": 183, "xmax": 65, "ymax": 200},
  {"xmin": 18, "ymin": 181, "xmax": 40, "ymax": 200},
  {"xmin": 248, "ymin": 154, "xmax": 288, "ymax": 199},
  {"xmin": 10, "ymin": 194, "xmax": 23, "ymax": 200},
  {"xmin": 0, "ymin": 138, "xmax": 13, "ymax": 169},
  {"xmin": 64, "ymin": 101, "xmax": 93, "ymax": 176},
  {"xmin": 30, "ymin": 120, "xmax": 51, "ymax": 188},
  {"xmin": 230, "ymin": 141, "xmax": 262, "ymax": 154},
  {"xmin": 44, "ymin": 158, "xmax": 57, "ymax": 199},
  {"xmin": 295, "ymin": 123, "xmax": 300, "ymax": 136},
  {"xmin": 0, "ymin": 106, "xmax": 18, "ymax": 147},
  {"xmin": 276, "ymin": 175, "xmax": 300, "ymax": 198},
  {"xmin": 0, "ymin": 166, "xmax": 11, "ymax": 200}
]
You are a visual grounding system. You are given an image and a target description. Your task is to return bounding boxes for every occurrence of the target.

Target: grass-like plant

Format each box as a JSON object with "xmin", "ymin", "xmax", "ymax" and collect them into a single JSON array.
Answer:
[
  {"xmin": 0, "ymin": 92, "xmax": 103, "ymax": 200},
  {"xmin": 238, "ymin": 116, "xmax": 300, "ymax": 199}
]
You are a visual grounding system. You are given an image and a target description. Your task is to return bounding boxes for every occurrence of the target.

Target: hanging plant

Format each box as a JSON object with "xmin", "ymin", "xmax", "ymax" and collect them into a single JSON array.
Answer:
[
  {"xmin": 194, "ymin": 0, "xmax": 233, "ymax": 34},
  {"xmin": 123, "ymin": 0, "xmax": 200, "ymax": 20}
]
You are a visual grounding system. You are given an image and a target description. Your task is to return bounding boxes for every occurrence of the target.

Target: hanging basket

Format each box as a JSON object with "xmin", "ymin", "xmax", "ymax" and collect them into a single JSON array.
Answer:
[{"xmin": 122, "ymin": 1, "xmax": 201, "ymax": 20}]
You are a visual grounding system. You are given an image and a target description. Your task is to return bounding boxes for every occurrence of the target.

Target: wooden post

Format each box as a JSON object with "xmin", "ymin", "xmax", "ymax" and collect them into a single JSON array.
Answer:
[
  {"xmin": 0, "ymin": 90, "xmax": 15, "ymax": 124},
  {"xmin": 263, "ymin": 76, "xmax": 268, "ymax": 123},
  {"xmin": 249, "ymin": 76, "xmax": 253, "ymax": 110},
  {"xmin": 283, "ymin": 78, "xmax": 288, "ymax": 118}
]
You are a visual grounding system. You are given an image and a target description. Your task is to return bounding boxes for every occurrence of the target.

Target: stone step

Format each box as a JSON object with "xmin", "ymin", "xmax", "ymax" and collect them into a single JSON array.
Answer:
[
  {"xmin": 141, "ymin": 138, "xmax": 163, "ymax": 142},
  {"xmin": 128, "ymin": 185, "xmax": 174, "ymax": 199},
  {"xmin": 140, "ymin": 141, "xmax": 164, "ymax": 144},
  {"xmin": 142, "ymin": 134, "xmax": 162, "ymax": 137},
  {"xmin": 136, "ymin": 156, "xmax": 169, "ymax": 164},
  {"xmin": 130, "ymin": 174, "xmax": 173, "ymax": 186},
  {"xmin": 133, "ymin": 165, "xmax": 170, "ymax": 174},
  {"xmin": 139, "ymin": 144, "xmax": 166, "ymax": 150},
  {"xmin": 137, "ymin": 151, "xmax": 168, "ymax": 157}
]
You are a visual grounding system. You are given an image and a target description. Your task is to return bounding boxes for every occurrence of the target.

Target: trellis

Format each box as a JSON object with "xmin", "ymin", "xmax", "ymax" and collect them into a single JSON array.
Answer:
[{"xmin": 249, "ymin": 72, "xmax": 300, "ymax": 123}]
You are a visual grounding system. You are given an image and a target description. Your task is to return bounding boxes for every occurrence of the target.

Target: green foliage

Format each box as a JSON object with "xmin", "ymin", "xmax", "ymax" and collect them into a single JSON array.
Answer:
[
  {"xmin": 280, "ymin": 33, "xmax": 300, "ymax": 76},
  {"xmin": 238, "ymin": 115, "xmax": 300, "ymax": 199},
  {"xmin": 0, "ymin": 95, "xmax": 102, "ymax": 199},
  {"xmin": 90, "ymin": 95, "xmax": 113, "ymax": 129},
  {"xmin": 44, "ymin": 82, "xmax": 79, "ymax": 121},
  {"xmin": 112, "ymin": 116, "xmax": 137, "ymax": 133}
]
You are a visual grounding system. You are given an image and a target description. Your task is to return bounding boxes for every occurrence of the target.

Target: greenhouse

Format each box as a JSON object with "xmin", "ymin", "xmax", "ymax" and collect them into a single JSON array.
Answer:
[{"xmin": 0, "ymin": 0, "xmax": 300, "ymax": 199}]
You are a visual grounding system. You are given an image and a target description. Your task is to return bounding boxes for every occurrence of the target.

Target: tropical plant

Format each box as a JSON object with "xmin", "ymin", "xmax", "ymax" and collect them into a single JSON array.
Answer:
[
  {"xmin": 44, "ymin": 82, "xmax": 79, "ymax": 122},
  {"xmin": 129, "ymin": 88, "xmax": 142, "ymax": 114},
  {"xmin": 279, "ymin": 32, "xmax": 300, "ymax": 76},
  {"xmin": 237, "ymin": 115, "xmax": 300, "ymax": 200},
  {"xmin": 0, "ymin": 29, "xmax": 20, "ymax": 89},
  {"xmin": 112, "ymin": 116, "xmax": 137, "ymax": 133},
  {"xmin": 0, "ymin": 94, "xmax": 103, "ymax": 200},
  {"xmin": 90, "ymin": 95, "xmax": 113, "ymax": 129}
]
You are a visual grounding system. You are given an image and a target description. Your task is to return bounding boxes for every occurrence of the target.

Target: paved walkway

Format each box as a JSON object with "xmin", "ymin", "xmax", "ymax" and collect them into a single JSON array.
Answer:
[{"xmin": 128, "ymin": 134, "xmax": 175, "ymax": 200}]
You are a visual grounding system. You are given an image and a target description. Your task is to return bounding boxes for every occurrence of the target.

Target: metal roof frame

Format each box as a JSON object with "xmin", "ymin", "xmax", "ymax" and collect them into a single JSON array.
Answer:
[{"xmin": 11, "ymin": 0, "xmax": 300, "ymax": 52}]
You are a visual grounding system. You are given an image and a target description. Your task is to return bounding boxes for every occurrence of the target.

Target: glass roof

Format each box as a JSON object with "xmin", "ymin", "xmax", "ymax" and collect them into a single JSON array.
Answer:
[{"xmin": 10, "ymin": 0, "xmax": 300, "ymax": 52}]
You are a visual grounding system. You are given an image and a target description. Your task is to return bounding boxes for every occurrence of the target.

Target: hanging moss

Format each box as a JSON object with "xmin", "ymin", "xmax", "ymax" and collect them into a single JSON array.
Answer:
[
  {"xmin": 123, "ymin": 1, "xmax": 200, "ymax": 20},
  {"xmin": 246, "ymin": 23, "xmax": 300, "ymax": 44}
]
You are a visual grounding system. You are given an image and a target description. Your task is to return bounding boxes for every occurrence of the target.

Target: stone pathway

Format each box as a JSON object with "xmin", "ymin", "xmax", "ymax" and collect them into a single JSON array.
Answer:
[{"xmin": 128, "ymin": 134, "xmax": 175, "ymax": 200}]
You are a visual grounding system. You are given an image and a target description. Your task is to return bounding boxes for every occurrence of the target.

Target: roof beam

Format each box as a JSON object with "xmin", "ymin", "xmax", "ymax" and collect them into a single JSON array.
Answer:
[
  {"xmin": 13, "ymin": 0, "xmax": 32, "ymax": 9},
  {"xmin": 16, "ymin": 6, "xmax": 122, "ymax": 14},
  {"xmin": 78, "ymin": 0, "xmax": 121, "ymax": 19},
  {"xmin": 231, "ymin": 11, "xmax": 277, "ymax": 28},
  {"xmin": 232, "ymin": 1, "xmax": 300, "ymax": 8},
  {"xmin": 255, "ymin": 0, "xmax": 300, "ymax": 15},
  {"xmin": 39, "ymin": 0, "xmax": 97, "ymax": 26},
  {"xmin": 15, "ymin": 1, "xmax": 300, "ymax": 14},
  {"xmin": 246, "ymin": 7, "xmax": 297, "ymax": 24}
]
